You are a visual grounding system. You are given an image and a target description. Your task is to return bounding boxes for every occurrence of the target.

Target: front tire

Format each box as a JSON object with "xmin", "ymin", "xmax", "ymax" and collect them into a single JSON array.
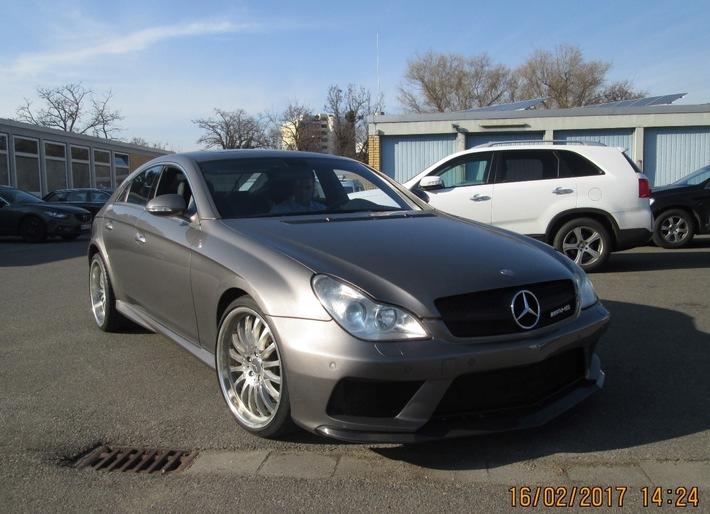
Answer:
[
  {"xmin": 652, "ymin": 209, "xmax": 695, "ymax": 249},
  {"xmin": 89, "ymin": 254, "xmax": 125, "ymax": 332},
  {"xmin": 19, "ymin": 216, "xmax": 47, "ymax": 242},
  {"xmin": 553, "ymin": 218, "xmax": 611, "ymax": 272},
  {"xmin": 215, "ymin": 297, "xmax": 294, "ymax": 438}
]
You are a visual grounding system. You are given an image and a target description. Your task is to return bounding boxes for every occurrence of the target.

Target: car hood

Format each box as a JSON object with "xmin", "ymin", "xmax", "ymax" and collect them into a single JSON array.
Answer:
[
  {"xmin": 38, "ymin": 202, "xmax": 91, "ymax": 214},
  {"xmin": 221, "ymin": 212, "xmax": 575, "ymax": 317}
]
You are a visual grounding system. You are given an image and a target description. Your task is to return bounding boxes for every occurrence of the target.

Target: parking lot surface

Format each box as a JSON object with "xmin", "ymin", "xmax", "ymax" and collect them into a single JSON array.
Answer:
[{"xmin": 1, "ymin": 236, "xmax": 708, "ymax": 512}]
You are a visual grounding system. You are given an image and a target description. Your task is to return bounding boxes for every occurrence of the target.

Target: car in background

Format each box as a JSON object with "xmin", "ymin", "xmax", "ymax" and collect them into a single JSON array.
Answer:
[
  {"xmin": 0, "ymin": 186, "xmax": 91, "ymax": 242},
  {"xmin": 405, "ymin": 141, "xmax": 653, "ymax": 272},
  {"xmin": 88, "ymin": 150, "xmax": 609, "ymax": 442},
  {"xmin": 43, "ymin": 188, "xmax": 112, "ymax": 217},
  {"xmin": 339, "ymin": 177, "xmax": 365, "ymax": 194},
  {"xmin": 650, "ymin": 165, "xmax": 710, "ymax": 248}
]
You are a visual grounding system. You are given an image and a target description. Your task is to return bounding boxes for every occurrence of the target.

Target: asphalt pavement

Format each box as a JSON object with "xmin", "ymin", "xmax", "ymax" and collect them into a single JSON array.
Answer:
[{"xmin": 0, "ymin": 235, "xmax": 708, "ymax": 513}]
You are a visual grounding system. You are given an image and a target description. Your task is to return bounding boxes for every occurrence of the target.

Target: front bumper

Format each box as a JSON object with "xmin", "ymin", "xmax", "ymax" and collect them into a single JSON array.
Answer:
[
  {"xmin": 46, "ymin": 217, "xmax": 91, "ymax": 236},
  {"xmin": 268, "ymin": 302, "xmax": 610, "ymax": 443}
]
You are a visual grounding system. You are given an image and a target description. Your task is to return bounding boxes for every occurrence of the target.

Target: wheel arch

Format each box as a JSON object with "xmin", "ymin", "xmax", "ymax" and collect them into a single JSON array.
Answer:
[
  {"xmin": 545, "ymin": 208, "xmax": 619, "ymax": 247},
  {"xmin": 653, "ymin": 205, "xmax": 701, "ymax": 232},
  {"xmin": 216, "ymin": 287, "xmax": 250, "ymax": 329}
]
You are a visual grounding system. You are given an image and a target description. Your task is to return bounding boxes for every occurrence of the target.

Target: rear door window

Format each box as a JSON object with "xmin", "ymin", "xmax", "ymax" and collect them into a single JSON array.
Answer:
[{"xmin": 494, "ymin": 150, "xmax": 558, "ymax": 183}]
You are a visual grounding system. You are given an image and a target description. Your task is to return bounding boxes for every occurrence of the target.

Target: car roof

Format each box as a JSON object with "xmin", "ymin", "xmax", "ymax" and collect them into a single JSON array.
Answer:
[{"xmin": 176, "ymin": 149, "xmax": 357, "ymax": 164}]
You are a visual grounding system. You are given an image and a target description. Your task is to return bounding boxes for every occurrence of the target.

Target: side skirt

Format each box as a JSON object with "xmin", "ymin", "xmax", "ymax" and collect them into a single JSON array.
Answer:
[{"xmin": 116, "ymin": 300, "xmax": 216, "ymax": 369}]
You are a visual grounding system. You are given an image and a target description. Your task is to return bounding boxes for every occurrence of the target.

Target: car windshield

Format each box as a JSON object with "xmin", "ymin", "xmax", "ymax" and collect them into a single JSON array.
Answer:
[
  {"xmin": 199, "ymin": 157, "xmax": 425, "ymax": 218},
  {"xmin": 673, "ymin": 165, "xmax": 710, "ymax": 186},
  {"xmin": 0, "ymin": 189, "xmax": 43, "ymax": 204}
]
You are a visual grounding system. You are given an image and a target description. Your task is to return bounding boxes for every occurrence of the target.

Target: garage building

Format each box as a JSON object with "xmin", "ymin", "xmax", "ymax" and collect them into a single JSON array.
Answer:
[
  {"xmin": 367, "ymin": 100, "xmax": 710, "ymax": 186},
  {"xmin": 0, "ymin": 118, "xmax": 168, "ymax": 197}
]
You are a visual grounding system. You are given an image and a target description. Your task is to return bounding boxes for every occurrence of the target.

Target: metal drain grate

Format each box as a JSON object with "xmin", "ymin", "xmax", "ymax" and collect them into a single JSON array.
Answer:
[{"xmin": 74, "ymin": 445, "xmax": 198, "ymax": 474}]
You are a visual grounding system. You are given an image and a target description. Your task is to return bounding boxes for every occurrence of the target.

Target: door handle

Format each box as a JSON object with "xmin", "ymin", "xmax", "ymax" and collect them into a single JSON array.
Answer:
[
  {"xmin": 134, "ymin": 232, "xmax": 146, "ymax": 244},
  {"xmin": 105, "ymin": 221, "xmax": 113, "ymax": 231},
  {"xmin": 471, "ymin": 194, "xmax": 491, "ymax": 202},
  {"xmin": 553, "ymin": 187, "xmax": 574, "ymax": 195}
]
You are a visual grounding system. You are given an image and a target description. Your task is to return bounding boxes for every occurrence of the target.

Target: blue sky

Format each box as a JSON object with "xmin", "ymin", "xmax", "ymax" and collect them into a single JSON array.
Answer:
[{"xmin": 1, "ymin": 0, "xmax": 709, "ymax": 150}]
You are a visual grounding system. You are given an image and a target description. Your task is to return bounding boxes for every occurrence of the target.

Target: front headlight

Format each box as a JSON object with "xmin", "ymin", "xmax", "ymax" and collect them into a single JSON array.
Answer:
[
  {"xmin": 578, "ymin": 275, "xmax": 598, "ymax": 309},
  {"xmin": 46, "ymin": 211, "xmax": 69, "ymax": 219},
  {"xmin": 312, "ymin": 274, "xmax": 428, "ymax": 341}
]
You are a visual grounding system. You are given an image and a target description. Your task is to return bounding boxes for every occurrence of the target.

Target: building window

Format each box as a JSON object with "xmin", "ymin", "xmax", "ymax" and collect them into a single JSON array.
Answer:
[
  {"xmin": 71, "ymin": 145, "xmax": 91, "ymax": 188},
  {"xmin": 14, "ymin": 136, "xmax": 40, "ymax": 193},
  {"xmin": 44, "ymin": 141, "xmax": 68, "ymax": 193},
  {"xmin": 0, "ymin": 134, "xmax": 8, "ymax": 186},
  {"xmin": 93, "ymin": 149, "xmax": 112, "ymax": 190},
  {"xmin": 114, "ymin": 152, "xmax": 130, "ymax": 186}
]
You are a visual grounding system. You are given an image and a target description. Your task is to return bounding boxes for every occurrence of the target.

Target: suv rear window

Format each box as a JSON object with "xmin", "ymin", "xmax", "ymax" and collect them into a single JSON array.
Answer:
[{"xmin": 557, "ymin": 151, "xmax": 603, "ymax": 177}]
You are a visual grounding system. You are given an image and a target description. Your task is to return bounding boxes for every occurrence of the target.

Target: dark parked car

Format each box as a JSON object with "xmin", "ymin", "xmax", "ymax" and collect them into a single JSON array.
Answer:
[
  {"xmin": 43, "ymin": 188, "xmax": 112, "ymax": 217},
  {"xmin": 651, "ymin": 165, "xmax": 710, "ymax": 248},
  {"xmin": 0, "ymin": 186, "xmax": 92, "ymax": 242},
  {"xmin": 89, "ymin": 150, "xmax": 609, "ymax": 442}
]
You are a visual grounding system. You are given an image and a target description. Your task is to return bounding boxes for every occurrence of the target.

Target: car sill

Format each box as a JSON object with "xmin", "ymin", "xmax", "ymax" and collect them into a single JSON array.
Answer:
[{"xmin": 116, "ymin": 300, "xmax": 215, "ymax": 369}]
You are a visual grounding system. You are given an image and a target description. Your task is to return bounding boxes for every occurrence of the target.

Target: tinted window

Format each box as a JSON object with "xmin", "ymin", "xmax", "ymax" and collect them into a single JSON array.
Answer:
[
  {"xmin": 67, "ymin": 191, "xmax": 89, "ymax": 202},
  {"xmin": 46, "ymin": 191, "xmax": 67, "ymax": 202},
  {"xmin": 126, "ymin": 167, "xmax": 161, "ymax": 205},
  {"xmin": 434, "ymin": 153, "xmax": 491, "ymax": 188},
  {"xmin": 89, "ymin": 191, "xmax": 110, "ymax": 202},
  {"xmin": 495, "ymin": 150, "xmax": 558, "ymax": 183},
  {"xmin": 558, "ymin": 151, "xmax": 603, "ymax": 178}
]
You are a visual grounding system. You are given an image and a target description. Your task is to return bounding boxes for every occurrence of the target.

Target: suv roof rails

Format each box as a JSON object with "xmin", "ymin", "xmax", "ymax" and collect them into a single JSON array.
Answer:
[{"xmin": 474, "ymin": 140, "xmax": 608, "ymax": 148}]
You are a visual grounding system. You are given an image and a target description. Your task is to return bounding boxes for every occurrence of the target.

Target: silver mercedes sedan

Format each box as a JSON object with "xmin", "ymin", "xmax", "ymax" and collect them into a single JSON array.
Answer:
[{"xmin": 88, "ymin": 150, "xmax": 609, "ymax": 442}]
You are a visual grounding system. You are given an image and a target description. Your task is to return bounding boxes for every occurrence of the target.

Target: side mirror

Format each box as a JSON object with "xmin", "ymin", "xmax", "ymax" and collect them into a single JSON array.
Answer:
[
  {"xmin": 419, "ymin": 176, "xmax": 444, "ymax": 191},
  {"xmin": 146, "ymin": 194, "xmax": 186, "ymax": 216}
]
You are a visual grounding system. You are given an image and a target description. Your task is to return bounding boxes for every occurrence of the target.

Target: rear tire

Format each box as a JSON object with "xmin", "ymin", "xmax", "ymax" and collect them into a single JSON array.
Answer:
[
  {"xmin": 19, "ymin": 216, "xmax": 47, "ymax": 243},
  {"xmin": 553, "ymin": 218, "xmax": 611, "ymax": 272},
  {"xmin": 89, "ymin": 254, "xmax": 125, "ymax": 332},
  {"xmin": 215, "ymin": 296, "xmax": 295, "ymax": 439},
  {"xmin": 652, "ymin": 209, "xmax": 695, "ymax": 249}
]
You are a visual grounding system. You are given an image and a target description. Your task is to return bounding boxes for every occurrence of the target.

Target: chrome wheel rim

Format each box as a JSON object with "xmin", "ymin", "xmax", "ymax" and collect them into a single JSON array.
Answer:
[
  {"xmin": 216, "ymin": 307, "xmax": 281, "ymax": 430},
  {"xmin": 562, "ymin": 226, "xmax": 604, "ymax": 266},
  {"xmin": 660, "ymin": 215, "xmax": 689, "ymax": 243},
  {"xmin": 89, "ymin": 259, "xmax": 107, "ymax": 326}
]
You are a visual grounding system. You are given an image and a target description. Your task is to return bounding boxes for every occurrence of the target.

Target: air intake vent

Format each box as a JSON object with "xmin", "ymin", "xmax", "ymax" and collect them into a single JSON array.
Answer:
[{"xmin": 73, "ymin": 445, "xmax": 198, "ymax": 474}]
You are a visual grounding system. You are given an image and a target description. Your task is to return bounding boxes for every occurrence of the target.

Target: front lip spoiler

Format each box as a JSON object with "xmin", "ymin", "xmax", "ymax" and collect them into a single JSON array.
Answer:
[{"xmin": 315, "ymin": 369, "xmax": 604, "ymax": 444}]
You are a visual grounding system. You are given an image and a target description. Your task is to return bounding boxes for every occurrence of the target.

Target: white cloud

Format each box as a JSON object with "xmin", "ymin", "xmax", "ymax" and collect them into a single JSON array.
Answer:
[{"xmin": 2, "ymin": 20, "xmax": 256, "ymax": 76}]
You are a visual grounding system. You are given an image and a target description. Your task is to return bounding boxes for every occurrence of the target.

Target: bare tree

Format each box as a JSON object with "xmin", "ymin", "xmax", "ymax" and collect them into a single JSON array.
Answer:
[
  {"xmin": 513, "ymin": 45, "xmax": 645, "ymax": 108},
  {"xmin": 589, "ymin": 80, "xmax": 648, "ymax": 105},
  {"xmin": 16, "ymin": 83, "xmax": 123, "ymax": 137},
  {"xmin": 277, "ymin": 102, "xmax": 323, "ymax": 152},
  {"xmin": 128, "ymin": 137, "xmax": 171, "ymax": 152},
  {"xmin": 325, "ymin": 84, "xmax": 384, "ymax": 162},
  {"xmin": 398, "ymin": 51, "xmax": 512, "ymax": 112},
  {"xmin": 192, "ymin": 108, "xmax": 268, "ymax": 149}
]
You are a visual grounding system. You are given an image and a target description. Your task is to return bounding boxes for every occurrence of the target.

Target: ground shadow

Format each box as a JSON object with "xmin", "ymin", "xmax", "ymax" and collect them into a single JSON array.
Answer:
[
  {"xmin": 372, "ymin": 300, "xmax": 709, "ymax": 469},
  {"xmin": 0, "ymin": 235, "xmax": 89, "ymax": 267},
  {"xmin": 606, "ymin": 247, "xmax": 710, "ymax": 273}
]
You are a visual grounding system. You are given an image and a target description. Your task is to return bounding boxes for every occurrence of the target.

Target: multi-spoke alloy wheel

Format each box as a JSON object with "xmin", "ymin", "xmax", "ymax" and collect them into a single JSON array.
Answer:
[
  {"xmin": 653, "ymin": 209, "xmax": 695, "ymax": 249},
  {"xmin": 90, "ymin": 258, "xmax": 108, "ymax": 326},
  {"xmin": 562, "ymin": 226, "xmax": 604, "ymax": 266},
  {"xmin": 554, "ymin": 218, "xmax": 611, "ymax": 272},
  {"xmin": 216, "ymin": 301, "xmax": 290, "ymax": 435}
]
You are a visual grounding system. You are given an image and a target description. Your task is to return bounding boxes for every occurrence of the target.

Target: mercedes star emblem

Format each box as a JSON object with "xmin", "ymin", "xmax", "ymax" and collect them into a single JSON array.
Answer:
[{"xmin": 511, "ymin": 290, "xmax": 541, "ymax": 330}]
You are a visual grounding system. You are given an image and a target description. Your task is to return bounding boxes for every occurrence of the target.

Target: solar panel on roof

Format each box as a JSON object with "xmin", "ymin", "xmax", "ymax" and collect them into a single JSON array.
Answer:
[
  {"xmin": 463, "ymin": 98, "xmax": 546, "ymax": 112},
  {"xmin": 584, "ymin": 93, "xmax": 686, "ymax": 108}
]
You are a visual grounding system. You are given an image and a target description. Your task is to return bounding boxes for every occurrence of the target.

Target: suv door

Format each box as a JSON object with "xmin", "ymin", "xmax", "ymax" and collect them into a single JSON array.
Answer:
[
  {"xmin": 491, "ymin": 150, "xmax": 577, "ymax": 235},
  {"xmin": 418, "ymin": 152, "xmax": 493, "ymax": 223}
]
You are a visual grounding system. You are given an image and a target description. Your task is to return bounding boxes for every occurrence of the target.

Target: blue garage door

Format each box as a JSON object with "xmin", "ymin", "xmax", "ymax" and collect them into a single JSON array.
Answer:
[
  {"xmin": 555, "ymin": 129, "xmax": 634, "ymax": 154},
  {"xmin": 380, "ymin": 134, "xmax": 456, "ymax": 183},
  {"xmin": 466, "ymin": 131, "xmax": 544, "ymax": 148},
  {"xmin": 644, "ymin": 127, "xmax": 710, "ymax": 186}
]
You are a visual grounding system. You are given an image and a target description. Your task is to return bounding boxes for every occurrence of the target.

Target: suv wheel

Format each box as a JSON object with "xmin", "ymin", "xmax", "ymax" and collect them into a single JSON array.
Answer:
[
  {"xmin": 19, "ymin": 216, "xmax": 47, "ymax": 242},
  {"xmin": 215, "ymin": 297, "xmax": 295, "ymax": 438},
  {"xmin": 652, "ymin": 209, "xmax": 695, "ymax": 249},
  {"xmin": 553, "ymin": 218, "xmax": 611, "ymax": 272}
]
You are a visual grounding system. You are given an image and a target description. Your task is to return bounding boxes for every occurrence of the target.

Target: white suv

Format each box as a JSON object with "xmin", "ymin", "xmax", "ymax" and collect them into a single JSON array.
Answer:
[{"xmin": 404, "ymin": 141, "xmax": 653, "ymax": 271}]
